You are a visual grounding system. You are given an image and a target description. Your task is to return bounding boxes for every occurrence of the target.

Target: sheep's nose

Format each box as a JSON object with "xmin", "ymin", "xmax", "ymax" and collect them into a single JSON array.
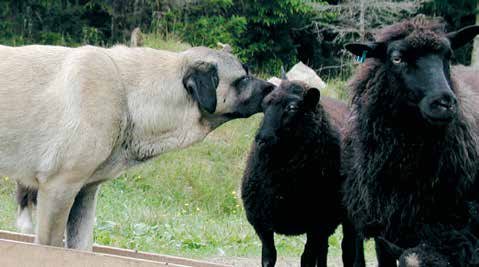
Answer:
[
  {"xmin": 430, "ymin": 93, "xmax": 457, "ymax": 110},
  {"xmin": 419, "ymin": 91, "xmax": 458, "ymax": 125}
]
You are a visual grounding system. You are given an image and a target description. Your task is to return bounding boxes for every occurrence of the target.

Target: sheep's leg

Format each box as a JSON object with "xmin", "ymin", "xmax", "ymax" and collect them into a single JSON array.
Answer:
[
  {"xmin": 35, "ymin": 176, "xmax": 84, "ymax": 247},
  {"xmin": 66, "ymin": 182, "xmax": 101, "ymax": 250},
  {"xmin": 301, "ymin": 231, "xmax": 328, "ymax": 267},
  {"xmin": 255, "ymin": 227, "xmax": 277, "ymax": 267},
  {"xmin": 375, "ymin": 237, "xmax": 398, "ymax": 267},
  {"xmin": 341, "ymin": 220, "xmax": 365, "ymax": 267},
  {"xmin": 352, "ymin": 236, "xmax": 366, "ymax": 267}
]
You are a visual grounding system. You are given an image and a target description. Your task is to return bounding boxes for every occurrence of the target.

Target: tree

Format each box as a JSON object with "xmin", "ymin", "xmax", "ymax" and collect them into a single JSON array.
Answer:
[
  {"xmin": 310, "ymin": 0, "xmax": 426, "ymax": 43},
  {"xmin": 471, "ymin": 1, "xmax": 479, "ymax": 67}
]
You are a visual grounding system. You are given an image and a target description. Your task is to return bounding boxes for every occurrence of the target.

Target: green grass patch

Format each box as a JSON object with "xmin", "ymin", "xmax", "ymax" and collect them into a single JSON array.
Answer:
[{"xmin": 143, "ymin": 33, "xmax": 191, "ymax": 52}]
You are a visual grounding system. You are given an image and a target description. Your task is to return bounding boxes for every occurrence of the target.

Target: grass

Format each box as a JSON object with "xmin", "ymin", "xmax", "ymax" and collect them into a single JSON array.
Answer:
[
  {"xmin": 0, "ymin": 34, "xmax": 376, "ymax": 264},
  {"xmin": 143, "ymin": 33, "xmax": 192, "ymax": 52}
]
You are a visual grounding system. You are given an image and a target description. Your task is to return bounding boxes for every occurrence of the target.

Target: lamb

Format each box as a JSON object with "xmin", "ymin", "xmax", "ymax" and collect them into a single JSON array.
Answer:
[
  {"xmin": 342, "ymin": 15, "xmax": 479, "ymax": 266},
  {"xmin": 377, "ymin": 201, "xmax": 479, "ymax": 267},
  {"xmin": 241, "ymin": 80, "xmax": 363, "ymax": 266}
]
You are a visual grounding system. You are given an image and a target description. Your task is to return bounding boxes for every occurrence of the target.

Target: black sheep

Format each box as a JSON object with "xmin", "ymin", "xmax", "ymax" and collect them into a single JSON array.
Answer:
[
  {"xmin": 342, "ymin": 15, "xmax": 479, "ymax": 266},
  {"xmin": 377, "ymin": 202, "xmax": 479, "ymax": 267},
  {"xmin": 241, "ymin": 80, "xmax": 363, "ymax": 267}
]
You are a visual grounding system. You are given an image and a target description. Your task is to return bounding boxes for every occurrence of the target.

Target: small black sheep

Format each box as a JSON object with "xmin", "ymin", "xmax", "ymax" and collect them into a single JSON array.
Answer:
[
  {"xmin": 241, "ymin": 80, "xmax": 362, "ymax": 267},
  {"xmin": 377, "ymin": 202, "xmax": 479, "ymax": 267},
  {"xmin": 342, "ymin": 15, "xmax": 479, "ymax": 266}
]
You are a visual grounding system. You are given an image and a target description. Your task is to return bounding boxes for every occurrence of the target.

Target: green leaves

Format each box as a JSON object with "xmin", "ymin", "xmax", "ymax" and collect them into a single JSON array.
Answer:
[{"xmin": 181, "ymin": 15, "xmax": 247, "ymax": 48}]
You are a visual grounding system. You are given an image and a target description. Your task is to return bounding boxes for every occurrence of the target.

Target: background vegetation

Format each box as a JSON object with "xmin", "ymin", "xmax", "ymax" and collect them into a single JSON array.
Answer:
[
  {"xmin": 0, "ymin": 0, "xmax": 478, "ymax": 265},
  {"xmin": 0, "ymin": 0, "xmax": 477, "ymax": 75}
]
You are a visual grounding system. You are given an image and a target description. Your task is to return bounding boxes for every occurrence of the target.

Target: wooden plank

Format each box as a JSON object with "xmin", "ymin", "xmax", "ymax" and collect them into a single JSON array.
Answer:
[
  {"xmin": 93, "ymin": 245, "xmax": 230, "ymax": 267},
  {"xmin": 0, "ymin": 239, "xmax": 185, "ymax": 267},
  {"xmin": 0, "ymin": 231, "xmax": 231, "ymax": 267},
  {"xmin": 0, "ymin": 230, "xmax": 34, "ymax": 243}
]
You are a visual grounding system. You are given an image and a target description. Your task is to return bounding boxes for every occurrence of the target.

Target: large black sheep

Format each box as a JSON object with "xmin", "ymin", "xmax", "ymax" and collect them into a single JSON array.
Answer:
[
  {"xmin": 241, "ymin": 80, "xmax": 363, "ymax": 267},
  {"xmin": 343, "ymin": 16, "xmax": 479, "ymax": 266}
]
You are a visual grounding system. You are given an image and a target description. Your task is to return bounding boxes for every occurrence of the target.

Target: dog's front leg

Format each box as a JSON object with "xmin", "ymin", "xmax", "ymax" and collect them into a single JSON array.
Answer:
[
  {"xmin": 35, "ymin": 177, "xmax": 84, "ymax": 247},
  {"xmin": 66, "ymin": 182, "xmax": 101, "ymax": 250}
]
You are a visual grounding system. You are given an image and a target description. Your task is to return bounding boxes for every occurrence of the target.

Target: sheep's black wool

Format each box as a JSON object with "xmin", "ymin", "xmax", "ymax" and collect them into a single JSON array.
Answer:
[
  {"xmin": 343, "ymin": 15, "xmax": 479, "ymax": 266},
  {"xmin": 241, "ymin": 80, "xmax": 362, "ymax": 267}
]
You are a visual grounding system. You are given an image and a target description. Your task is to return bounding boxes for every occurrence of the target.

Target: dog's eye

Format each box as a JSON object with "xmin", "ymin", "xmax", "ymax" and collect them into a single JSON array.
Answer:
[{"xmin": 233, "ymin": 76, "xmax": 251, "ymax": 87}]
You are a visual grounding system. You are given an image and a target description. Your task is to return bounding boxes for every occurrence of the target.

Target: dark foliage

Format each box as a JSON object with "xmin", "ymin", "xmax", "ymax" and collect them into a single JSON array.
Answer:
[
  {"xmin": 0, "ymin": 0, "xmax": 158, "ymax": 46},
  {"xmin": 1, "ymin": 1, "xmax": 477, "ymax": 76}
]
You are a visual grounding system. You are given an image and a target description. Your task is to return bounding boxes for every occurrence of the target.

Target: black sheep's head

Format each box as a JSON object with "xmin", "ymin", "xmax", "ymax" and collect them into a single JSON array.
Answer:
[
  {"xmin": 255, "ymin": 80, "xmax": 320, "ymax": 147},
  {"xmin": 377, "ymin": 237, "xmax": 450, "ymax": 267},
  {"xmin": 346, "ymin": 17, "xmax": 479, "ymax": 127}
]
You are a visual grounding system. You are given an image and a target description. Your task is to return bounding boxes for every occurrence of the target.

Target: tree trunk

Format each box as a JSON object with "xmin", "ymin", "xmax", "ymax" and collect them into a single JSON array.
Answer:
[{"xmin": 359, "ymin": 0, "xmax": 366, "ymax": 41}]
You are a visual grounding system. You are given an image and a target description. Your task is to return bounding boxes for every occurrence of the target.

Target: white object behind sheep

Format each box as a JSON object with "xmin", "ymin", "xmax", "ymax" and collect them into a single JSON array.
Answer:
[{"xmin": 268, "ymin": 62, "xmax": 326, "ymax": 89}]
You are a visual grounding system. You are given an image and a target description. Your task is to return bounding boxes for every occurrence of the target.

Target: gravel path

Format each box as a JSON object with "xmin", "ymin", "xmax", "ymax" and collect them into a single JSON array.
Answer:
[{"xmin": 209, "ymin": 256, "xmax": 378, "ymax": 266}]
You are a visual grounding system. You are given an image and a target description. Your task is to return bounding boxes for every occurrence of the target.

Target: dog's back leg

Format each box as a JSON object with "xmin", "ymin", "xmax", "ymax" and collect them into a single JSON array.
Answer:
[
  {"xmin": 35, "ymin": 175, "xmax": 84, "ymax": 247},
  {"xmin": 66, "ymin": 182, "xmax": 101, "ymax": 250},
  {"xmin": 16, "ymin": 182, "xmax": 37, "ymax": 234}
]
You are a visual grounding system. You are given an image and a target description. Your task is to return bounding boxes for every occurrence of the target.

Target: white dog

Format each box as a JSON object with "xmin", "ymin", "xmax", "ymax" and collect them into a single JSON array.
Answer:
[{"xmin": 0, "ymin": 45, "xmax": 274, "ymax": 250}]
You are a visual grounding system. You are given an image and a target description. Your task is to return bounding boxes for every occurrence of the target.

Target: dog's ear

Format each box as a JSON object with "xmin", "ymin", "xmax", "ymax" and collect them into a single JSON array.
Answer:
[{"xmin": 183, "ymin": 61, "xmax": 219, "ymax": 114}]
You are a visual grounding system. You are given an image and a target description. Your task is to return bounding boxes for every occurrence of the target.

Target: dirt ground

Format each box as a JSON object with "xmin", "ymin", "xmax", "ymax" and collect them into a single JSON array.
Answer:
[{"xmin": 209, "ymin": 256, "xmax": 378, "ymax": 266}]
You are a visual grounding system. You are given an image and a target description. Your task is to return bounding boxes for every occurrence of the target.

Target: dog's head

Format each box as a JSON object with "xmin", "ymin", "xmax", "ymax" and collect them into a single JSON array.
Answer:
[{"xmin": 182, "ymin": 47, "xmax": 275, "ymax": 124}]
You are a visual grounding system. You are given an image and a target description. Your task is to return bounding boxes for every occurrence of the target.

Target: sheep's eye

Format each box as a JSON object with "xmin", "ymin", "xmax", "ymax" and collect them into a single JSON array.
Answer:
[
  {"xmin": 287, "ymin": 104, "xmax": 298, "ymax": 112},
  {"xmin": 392, "ymin": 56, "xmax": 402, "ymax": 64}
]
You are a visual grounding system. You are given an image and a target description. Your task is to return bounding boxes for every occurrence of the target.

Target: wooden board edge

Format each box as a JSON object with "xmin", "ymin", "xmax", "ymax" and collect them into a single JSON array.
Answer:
[{"xmin": 0, "ymin": 230, "xmax": 232, "ymax": 267}]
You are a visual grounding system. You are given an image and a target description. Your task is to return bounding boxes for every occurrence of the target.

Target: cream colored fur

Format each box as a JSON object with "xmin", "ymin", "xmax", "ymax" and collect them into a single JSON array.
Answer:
[{"xmin": 0, "ymin": 44, "xmax": 250, "ymax": 249}]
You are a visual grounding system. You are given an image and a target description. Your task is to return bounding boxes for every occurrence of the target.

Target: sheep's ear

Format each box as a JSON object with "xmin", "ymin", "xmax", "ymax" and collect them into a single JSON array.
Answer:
[
  {"xmin": 447, "ymin": 25, "xmax": 479, "ymax": 50},
  {"xmin": 345, "ymin": 42, "xmax": 385, "ymax": 59},
  {"xmin": 304, "ymin": 88, "xmax": 320, "ymax": 110},
  {"xmin": 183, "ymin": 61, "xmax": 219, "ymax": 114},
  {"xmin": 376, "ymin": 237, "xmax": 404, "ymax": 259}
]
